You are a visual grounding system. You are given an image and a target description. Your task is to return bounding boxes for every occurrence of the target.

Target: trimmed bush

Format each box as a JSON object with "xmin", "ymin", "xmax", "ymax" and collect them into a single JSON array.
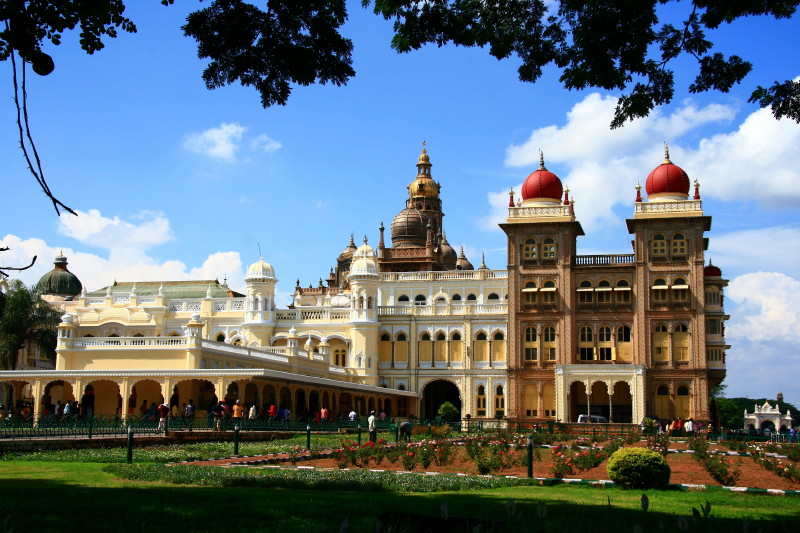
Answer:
[{"xmin": 606, "ymin": 448, "xmax": 670, "ymax": 489}]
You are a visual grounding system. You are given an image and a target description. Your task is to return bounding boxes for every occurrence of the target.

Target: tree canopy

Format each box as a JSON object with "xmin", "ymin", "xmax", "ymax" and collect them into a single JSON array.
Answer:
[
  {"xmin": 0, "ymin": 279, "xmax": 60, "ymax": 370},
  {"xmin": 1, "ymin": 1, "xmax": 799, "ymax": 210},
  {"xmin": 1, "ymin": 0, "xmax": 797, "ymax": 125}
]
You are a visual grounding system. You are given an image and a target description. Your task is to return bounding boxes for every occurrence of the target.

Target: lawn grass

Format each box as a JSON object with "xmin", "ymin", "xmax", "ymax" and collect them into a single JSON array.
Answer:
[{"xmin": 0, "ymin": 460, "xmax": 797, "ymax": 532}]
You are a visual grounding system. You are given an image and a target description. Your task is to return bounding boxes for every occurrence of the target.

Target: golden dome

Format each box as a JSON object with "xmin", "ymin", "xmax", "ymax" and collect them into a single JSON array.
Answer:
[{"xmin": 408, "ymin": 176, "xmax": 440, "ymax": 198}]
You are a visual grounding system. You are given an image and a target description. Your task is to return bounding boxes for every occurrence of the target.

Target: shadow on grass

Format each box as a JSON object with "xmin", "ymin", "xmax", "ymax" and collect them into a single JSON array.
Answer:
[{"xmin": 0, "ymin": 478, "xmax": 795, "ymax": 533}]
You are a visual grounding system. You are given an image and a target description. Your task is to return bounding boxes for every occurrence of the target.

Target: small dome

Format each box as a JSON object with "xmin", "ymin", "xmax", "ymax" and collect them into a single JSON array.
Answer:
[
  {"xmin": 521, "ymin": 152, "xmax": 562, "ymax": 204},
  {"xmin": 456, "ymin": 246, "xmax": 474, "ymax": 270},
  {"xmin": 245, "ymin": 258, "xmax": 276, "ymax": 281},
  {"xmin": 330, "ymin": 292, "xmax": 350, "ymax": 308},
  {"xmin": 36, "ymin": 254, "xmax": 82, "ymax": 297},
  {"xmin": 338, "ymin": 234, "xmax": 357, "ymax": 259},
  {"xmin": 391, "ymin": 207, "xmax": 427, "ymax": 245},
  {"xmin": 440, "ymin": 235, "xmax": 457, "ymax": 270},
  {"xmin": 350, "ymin": 237, "xmax": 378, "ymax": 274},
  {"xmin": 704, "ymin": 263, "xmax": 722, "ymax": 277},
  {"xmin": 645, "ymin": 146, "xmax": 690, "ymax": 199}
]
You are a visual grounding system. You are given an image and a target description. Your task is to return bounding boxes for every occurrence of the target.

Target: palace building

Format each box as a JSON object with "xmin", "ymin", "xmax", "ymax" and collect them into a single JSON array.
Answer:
[{"xmin": 0, "ymin": 146, "xmax": 727, "ymax": 423}]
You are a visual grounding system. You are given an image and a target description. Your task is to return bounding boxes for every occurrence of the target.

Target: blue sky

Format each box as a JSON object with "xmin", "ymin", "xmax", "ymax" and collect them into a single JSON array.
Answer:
[{"xmin": 1, "ymin": 2, "xmax": 798, "ymax": 404}]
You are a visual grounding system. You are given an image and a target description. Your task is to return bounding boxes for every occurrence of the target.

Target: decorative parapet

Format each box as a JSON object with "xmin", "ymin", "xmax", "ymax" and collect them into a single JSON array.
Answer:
[
  {"xmin": 634, "ymin": 200, "xmax": 703, "ymax": 216},
  {"xmin": 380, "ymin": 270, "xmax": 508, "ymax": 282},
  {"xmin": 574, "ymin": 254, "xmax": 635, "ymax": 266},
  {"xmin": 275, "ymin": 308, "xmax": 351, "ymax": 321},
  {"xmin": 507, "ymin": 204, "xmax": 573, "ymax": 222},
  {"xmin": 379, "ymin": 302, "xmax": 508, "ymax": 316}
]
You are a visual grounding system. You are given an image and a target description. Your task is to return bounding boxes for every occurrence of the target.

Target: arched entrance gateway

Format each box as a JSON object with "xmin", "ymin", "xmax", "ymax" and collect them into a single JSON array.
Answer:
[{"xmin": 421, "ymin": 379, "xmax": 461, "ymax": 420}]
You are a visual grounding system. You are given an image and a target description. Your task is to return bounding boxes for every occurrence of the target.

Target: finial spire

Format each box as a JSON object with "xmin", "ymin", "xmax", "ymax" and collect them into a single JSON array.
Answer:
[
  {"xmin": 539, "ymin": 149, "xmax": 545, "ymax": 170},
  {"xmin": 663, "ymin": 142, "xmax": 671, "ymax": 164},
  {"xmin": 508, "ymin": 187, "xmax": 515, "ymax": 208},
  {"xmin": 635, "ymin": 182, "xmax": 642, "ymax": 203}
]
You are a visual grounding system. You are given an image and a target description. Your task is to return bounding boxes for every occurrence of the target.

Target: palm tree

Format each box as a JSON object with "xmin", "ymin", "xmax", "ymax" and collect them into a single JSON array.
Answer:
[{"xmin": 0, "ymin": 280, "xmax": 60, "ymax": 370}]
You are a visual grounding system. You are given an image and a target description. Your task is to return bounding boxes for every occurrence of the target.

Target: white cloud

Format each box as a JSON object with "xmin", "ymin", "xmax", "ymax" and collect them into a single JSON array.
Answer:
[
  {"xmin": 726, "ymin": 272, "xmax": 800, "ymax": 342},
  {"xmin": 183, "ymin": 123, "xmax": 246, "ymax": 162},
  {"xmin": 2, "ymin": 210, "xmax": 245, "ymax": 293},
  {"xmin": 682, "ymin": 108, "xmax": 800, "ymax": 206},
  {"xmin": 183, "ymin": 123, "xmax": 283, "ymax": 162},
  {"xmin": 708, "ymin": 225, "xmax": 800, "ymax": 278},
  {"xmin": 58, "ymin": 209, "xmax": 172, "ymax": 250},
  {"xmin": 251, "ymin": 133, "xmax": 282, "ymax": 153}
]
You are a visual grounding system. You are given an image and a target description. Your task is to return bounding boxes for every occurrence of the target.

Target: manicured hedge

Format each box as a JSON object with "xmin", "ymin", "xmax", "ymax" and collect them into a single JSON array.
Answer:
[
  {"xmin": 103, "ymin": 464, "xmax": 538, "ymax": 493},
  {"xmin": 606, "ymin": 448, "xmax": 670, "ymax": 489}
]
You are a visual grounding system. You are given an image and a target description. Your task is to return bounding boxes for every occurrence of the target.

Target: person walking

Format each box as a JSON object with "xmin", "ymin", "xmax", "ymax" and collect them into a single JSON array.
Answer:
[
  {"xmin": 368, "ymin": 410, "xmax": 377, "ymax": 443},
  {"xmin": 232, "ymin": 400, "xmax": 244, "ymax": 428}
]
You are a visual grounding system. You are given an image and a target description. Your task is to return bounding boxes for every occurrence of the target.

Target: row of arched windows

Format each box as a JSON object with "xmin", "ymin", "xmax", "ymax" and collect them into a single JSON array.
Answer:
[
  {"xmin": 521, "ymin": 280, "xmax": 557, "ymax": 306},
  {"xmin": 476, "ymin": 384, "xmax": 505, "ymax": 417},
  {"xmin": 576, "ymin": 325, "xmax": 632, "ymax": 362},
  {"xmin": 653, "ymin": 324, "xmax": 690, "ymax": 363},
  {"xmin": 576, "ymin": 279, "xmax": 631, "ymax": 306},
  {"xmin": 521, "ymin": 237, "xmax": 557, "ymax": 263},
  {"xmin": 654, "ymin": 384, "xmax": 691, "ymax": 419},
  {"xmin": 379, "ymin": 331, "xmax": 506, "ymax": 366},
  {"xmin": 523, "ymin": 325, "xmax": 557, "ymax": 362},
  {"xmin": 651, "ymin": 277, "xmax": 689, "ymax": 306},
  {"xmin": 396, "ymin": 293, "xmax": 503, "ymax": 304},
  {"xmin": 650, "ymin": 232, "xmax": 688, "ymax": 259}
]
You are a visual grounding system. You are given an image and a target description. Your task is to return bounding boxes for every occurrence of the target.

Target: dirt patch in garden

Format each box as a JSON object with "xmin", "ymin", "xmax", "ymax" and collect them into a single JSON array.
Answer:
[{"xmin": 181, "ymin": 443, "xmax": 800, "ymax": 492}]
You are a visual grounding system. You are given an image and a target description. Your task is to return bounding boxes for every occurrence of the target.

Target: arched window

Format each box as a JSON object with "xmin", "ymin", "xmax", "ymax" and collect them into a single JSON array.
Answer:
[
  {"xmin": 615, "ymin": 279, "xmax": 631, "ymax": 304},
  {"xmin": 524, "ymin": 326, "xmax": 537, "ymax": 361},
  {"xmin": 452, "ymin": 333, "xmax": 461, "ymax": 341},
  {"xmin": 452, "ymin": 294, "xmax": 462, "ymax": 301},
  {"xmin": 543, "ymin": 326, "xmax": 556, "ymax": 361},
  {"xmin": 435, "ymin": 296, "xmax": 447, "ymax": 303},
  {"xmin": 541, "ymin": 280, "xmax": 556, "ymax": 305},
  {"xmin": 419, "ymin": 332, "xmax": 433, "ymax": 364},
  {"xmin": 542, "ymin": 237, "xmax": 556, "ymax": 260},
  {"xmin": 381, "ymin": 333, "xmax": 391, "ymax": 342},
  {"xmin": 379, "ymin": 333, "xmax": 392, "ymax": 364},
  {"xmin": 651, "ymin": 278, "xmax": 668, "ymax": 304},
  {"xmin": 476, "ymin": 385, "xmax": 487, "ymax": 417},
  {"xmin": 421, "ymin": 333, "xmax": 431, "ymax": 341},
  {"xmin": 655, "ymin": 385, "xmax": 670, "ymax": 419},
  {"xmin": 494, "ymin": 385, "xmax": 505, "ymax": 417},
  {"xmin": 487, "ymin": 293, "xmax": 500, "ymax": 300},
  {"xmin": 598, "ymin": 326, "xmax": 613, "ymax": 360},
  {"xmin": 579, "ymin": 326, "xmax": 594, "ymax": 361},
  {"xmin": 617, "ymin": 325, "xmax": 631, "ymax": 342},
  {"xmin": 396, "ymin": 333, "xmax": 407, "ymax": 341},
  {"xmin": 476, "ymin": 332, "xmax": 487, "ymax": 341},
  {"xmin": 523, "ymin": 281, "xmax": 538, "ymax": 306},
  {"xmin": 450, "ymin": 332, "xmax": 463, "ymax": 363},
  {"xmin": 651, "ymin": 233, "xmax": 667, "ymax": 257},
  {"xmin": 675, "ymin": 385, "xmax": 690, "ymax": 418},
  {"xmin": 596, "ymin": 279, "xmax": 612, "ymax": 304},
  {"xmin": 578, "ymin": 280, "xmax": 593, "ymax": 305},
  {"xmin": 414, "ymin": 294, "xmax": 427, "ymax": 305},
  {"xmin": 653, "ymin": 325, "xmax": 669, "ymax": 362},
  {"xmin": 398, "ymin": 295, "xmax": 410, "ymax": 303},
  {"xmin": 657, "ymin": 385, "xmax": 669, "ymax": 396},
  {"xmin": 467, "ymin": 294, "xmax": 477, "ymax": 301},
  {"xmin": 394, "ymin": 333, "xmax": 409, "ymax": 365},
  {"xmin": 672, "ymin": 277, "xmax": 688, "ymax": 303},
  {"xmin": 671, "ymin": 232, "xmax": 687, "ymax": 257},
  {"xmin": 676, "ymin": 385, "xmax": 689, "ymax": 395},
  {"xmin": 522, "ymin": 237, "xmax": 537, "ymax": 262},
  {"xmin": 674, "ymin": 324, "xmax": 689, "ymax": 362},
  {"xmin": 436, "ymin": 332, "xmax": 446, "ymax": 341},
  {"xmin": 216, "ymin": 333, "xmax": 225, "ymax": 342}
]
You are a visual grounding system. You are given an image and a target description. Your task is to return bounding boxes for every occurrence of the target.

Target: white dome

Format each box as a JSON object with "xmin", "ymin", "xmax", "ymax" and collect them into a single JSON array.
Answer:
[
  {"xmin": 350, "ymin": 256, "xmax": 378, "ymax": 274},
  {"xmin": 246, "ymin": 258, "xmax": 276, "ymax": 281},
  {"xmin": 330, "ymin": 293, "xmax": 350, "ymax": 308}
]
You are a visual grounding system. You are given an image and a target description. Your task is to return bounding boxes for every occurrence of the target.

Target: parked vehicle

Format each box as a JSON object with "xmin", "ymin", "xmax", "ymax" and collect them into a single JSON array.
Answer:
[{"xmin": 576, "ymin": 414, "xmax": 608, "ymax": 423}]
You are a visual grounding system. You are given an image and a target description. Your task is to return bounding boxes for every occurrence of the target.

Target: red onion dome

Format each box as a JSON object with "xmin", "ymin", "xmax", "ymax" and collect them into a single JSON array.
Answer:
[
  {"xmin": 704, "ymin": 263, "xmax": 722, "ymax": 277},
  {"xmin": 645, "ymin": 145, "xmax": 690, "ymax": 198},
  {"xmin": 521, "ymin": 151, "xmax": 563, "ymax": 203}
]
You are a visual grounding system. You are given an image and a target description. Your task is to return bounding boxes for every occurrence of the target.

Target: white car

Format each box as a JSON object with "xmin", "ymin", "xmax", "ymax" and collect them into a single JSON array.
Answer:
[{"xmin": 576, "ymin": 414, "xmax": 608, "ymax": 423}]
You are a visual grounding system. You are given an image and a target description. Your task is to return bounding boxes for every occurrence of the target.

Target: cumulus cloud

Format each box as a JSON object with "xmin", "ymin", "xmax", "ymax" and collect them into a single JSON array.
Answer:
[
  {"xmin": 682, "ymin": 108, "xmax": 800, "ymax": 206},
  {"xmin": 726, "ymin": 272, "xmax": 800, "ymax": 342},
  {"xmin": 251, "ymin": 133, "xmax": 282, "ymax": 153},
  {"xmin": 183, "ymin": 123, "xmax": 282, "ymax": 162},
  {"xmin": 708, "ymin": 225, "xmax": 800, "ymax": 278},
  {"xmin": 1, "ymin": 210, "xmax": 245, "ymax": 293},
  {"xmin": 183, "ymin": 123, "xmax": 245, "ymax": 162}
]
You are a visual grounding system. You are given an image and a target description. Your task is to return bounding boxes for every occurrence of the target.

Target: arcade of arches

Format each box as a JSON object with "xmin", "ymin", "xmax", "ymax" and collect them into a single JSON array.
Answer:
[{"xmin": 0, "ymin": 371, "xmax": 415, "ymax": 420}]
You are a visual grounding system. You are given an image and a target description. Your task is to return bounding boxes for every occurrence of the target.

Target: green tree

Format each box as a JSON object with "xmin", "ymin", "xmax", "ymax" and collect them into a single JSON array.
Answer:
[
  {"xmin": 437, "ymin": 401, "xmax": 459, "ymax": 421},
  {"xmin": 0, "ymin": 279, "xmax": 60, "ymax": 370}
]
